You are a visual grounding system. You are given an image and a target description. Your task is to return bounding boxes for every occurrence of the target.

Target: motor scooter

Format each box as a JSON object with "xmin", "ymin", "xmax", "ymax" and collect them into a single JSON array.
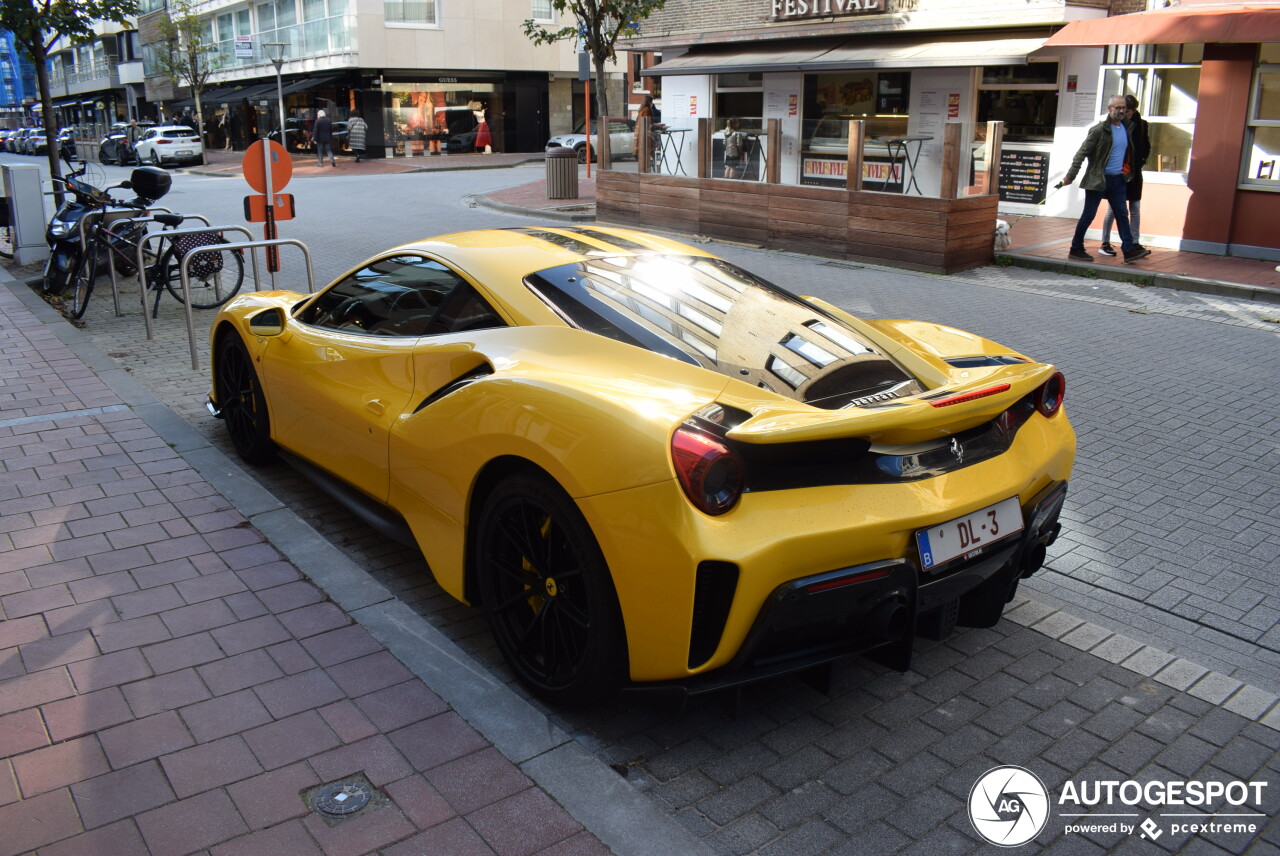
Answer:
[{"xmin": 42, "ymin": 147, "xmax": 172, "ymax": 294}]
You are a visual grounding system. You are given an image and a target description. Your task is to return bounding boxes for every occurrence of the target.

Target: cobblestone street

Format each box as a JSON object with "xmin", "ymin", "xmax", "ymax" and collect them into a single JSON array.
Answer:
[{"xmin": 3, "ymin": 159, "xmax": 1279, "ymax": 855}]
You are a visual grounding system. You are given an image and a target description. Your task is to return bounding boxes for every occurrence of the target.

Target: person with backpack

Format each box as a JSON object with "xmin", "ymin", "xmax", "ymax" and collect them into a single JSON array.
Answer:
[{"xmin": 724, "ymin": 118, "xmax": 746, "ymax": 179}]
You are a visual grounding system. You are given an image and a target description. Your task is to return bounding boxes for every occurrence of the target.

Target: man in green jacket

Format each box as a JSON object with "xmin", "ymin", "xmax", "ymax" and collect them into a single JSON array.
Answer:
[{"xmin": 1058, "ymin": 95, "xmax": 1150, "ymax": 264}]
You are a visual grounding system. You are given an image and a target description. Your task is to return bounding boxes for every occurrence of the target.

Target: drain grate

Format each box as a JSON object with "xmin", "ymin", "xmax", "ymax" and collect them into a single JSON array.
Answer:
[{"xmin": 313, "ymin": 780, "xmax": 372, "ymax": 816}]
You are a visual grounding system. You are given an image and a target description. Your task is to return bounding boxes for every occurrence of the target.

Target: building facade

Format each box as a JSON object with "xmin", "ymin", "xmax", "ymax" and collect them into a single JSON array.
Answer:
[
  {"xmin": 1, "ymin": 31, "xmax": 40, "ymax": 127},
  {"xmin": 43, "ymin": 20, "xmax": 145, "ymax": 137},
  {"xmin": 134, "ymin": 0, "xmax": 623, "ymax": 157},
  {"xmin": 623, "ymin": 0, "xmax": 1280, "ymax": 259}
]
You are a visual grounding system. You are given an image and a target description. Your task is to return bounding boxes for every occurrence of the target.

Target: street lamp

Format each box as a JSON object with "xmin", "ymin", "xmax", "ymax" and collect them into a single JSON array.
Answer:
[{"xmin": 263, "ymin": 42, "xmax": 288, "ymax": 146}]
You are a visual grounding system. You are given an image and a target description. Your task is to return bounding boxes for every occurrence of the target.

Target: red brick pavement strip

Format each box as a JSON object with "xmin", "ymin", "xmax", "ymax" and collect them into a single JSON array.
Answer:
[{"xmin": 0, "ymin": 282, "xmax": 613, "ymax": 855}]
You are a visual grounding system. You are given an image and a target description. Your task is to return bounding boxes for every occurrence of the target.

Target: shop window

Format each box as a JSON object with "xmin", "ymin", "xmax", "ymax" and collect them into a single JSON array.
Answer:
[
  {"xmin": 384, "ymin": 0, "xmax": 437, "ymax": 25},
  {"xmin": 1105, "ymin": 45, "xmax": 1203, "ymax": 65},
  {"xmin": 1241, "ymin": 64, "xmax": 1280, "ymax": 189},
  {"xmin": 1101, "ymin": 60, "xmax": 1199, "ymax": 176},
  {"xmin": 978, "ymin": 62, "xmax": 1058, "ymax": 143},
  {"xmin": 799, "ymin": 72, "xmax": 912, "ymax": 188}
]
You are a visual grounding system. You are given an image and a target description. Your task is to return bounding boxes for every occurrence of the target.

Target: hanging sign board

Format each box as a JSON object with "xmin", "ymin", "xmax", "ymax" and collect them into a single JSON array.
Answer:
[{"xmin": 235, "ymin": 36, "xmax": 254, "ymax": 59}]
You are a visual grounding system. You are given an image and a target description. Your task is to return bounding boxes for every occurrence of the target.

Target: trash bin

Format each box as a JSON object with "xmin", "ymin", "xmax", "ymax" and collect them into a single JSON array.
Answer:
[{"xmin": 545, "ymin": 146, "xmax": 578, "ymax": 200}]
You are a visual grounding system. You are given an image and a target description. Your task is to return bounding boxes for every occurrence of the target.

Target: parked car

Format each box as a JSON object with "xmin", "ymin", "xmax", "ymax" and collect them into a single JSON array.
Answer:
[
  {"xmin": 98, "ymin": 122, "xmax": 156, "ymax": 165},
  {"xmin": 133, "ymin": 125, "xmax": 204, "ymax": 167},
  {"xmin": 55, "ymin": 128, "xmax": 78, "ymax": 158},
  {"xmin": 547, "ymin": 118, "xmax": 637, "ymax": 163},
  {"xmin": 23, "ymin": 131, "xmax": 47, "ymax": 155},
  {"xmin": 207, "ymin": 226, "xmax": 1075, "ymax": 706},
  {"xmin": 5, "ymin": 128, "xmax": 32, "ymax": 153}
]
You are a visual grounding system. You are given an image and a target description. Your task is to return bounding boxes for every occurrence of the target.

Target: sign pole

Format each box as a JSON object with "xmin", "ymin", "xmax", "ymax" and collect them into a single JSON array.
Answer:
[{"xmin": 262, "ymin": 134, "xmax": 278, "ymax": 285}]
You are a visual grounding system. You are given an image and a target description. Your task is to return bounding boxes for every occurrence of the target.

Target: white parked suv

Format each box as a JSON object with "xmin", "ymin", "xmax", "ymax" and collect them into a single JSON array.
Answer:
[
  {"xmin": 133, "ymin": 125, "xmax": 204, "ymax": 167},
  {"xmin": 547, "ymin": 119, "xmax": 636, "ymax": 163}
]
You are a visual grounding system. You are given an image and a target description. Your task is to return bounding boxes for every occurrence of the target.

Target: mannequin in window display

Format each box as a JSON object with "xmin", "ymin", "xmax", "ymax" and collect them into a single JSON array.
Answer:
[{"xmin": 474, "ymin": 107, "xmax": 492, "ymax": 153}]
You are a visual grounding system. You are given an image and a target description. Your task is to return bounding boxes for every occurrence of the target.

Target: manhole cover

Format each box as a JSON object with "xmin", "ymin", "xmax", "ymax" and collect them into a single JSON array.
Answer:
[{"xmin": 312, "ymin": 781, "xmax": 371, "ymax": 816}]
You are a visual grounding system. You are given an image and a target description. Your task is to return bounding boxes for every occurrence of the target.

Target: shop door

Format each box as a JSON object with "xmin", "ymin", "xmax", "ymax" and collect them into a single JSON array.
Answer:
[{"xmin": 508, "ymin": 81, "xmax": 547, "ymax": 153}]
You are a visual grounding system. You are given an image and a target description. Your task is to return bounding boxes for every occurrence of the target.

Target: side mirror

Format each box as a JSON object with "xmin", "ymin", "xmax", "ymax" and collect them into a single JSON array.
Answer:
[
  {"xmin": 248, "ymin": 307, "xmax": 285, "ymax": 338},
  {"xmin": 118, "ymin": 180, "xmax": 133, "ymax": 189}
]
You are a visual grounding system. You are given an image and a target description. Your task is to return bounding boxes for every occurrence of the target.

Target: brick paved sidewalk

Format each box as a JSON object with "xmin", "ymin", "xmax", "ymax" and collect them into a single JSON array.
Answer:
[{"xmin": 0, "ymin": 283, "xmax": 621, "ymax": 856}]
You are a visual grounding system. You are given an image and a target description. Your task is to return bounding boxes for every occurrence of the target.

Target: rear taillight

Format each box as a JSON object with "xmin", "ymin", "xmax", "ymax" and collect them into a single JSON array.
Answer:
[
  {"xmin": 156, "ymin": 139, "xmax": 172, "ymax": 144},
  {"xmin": 1034, "ymin": 371, "xmax": 1065, "ymax": 417},
  {"xmin": 671, "ymin": 427, "xmax": 744, "ymax": 516}
]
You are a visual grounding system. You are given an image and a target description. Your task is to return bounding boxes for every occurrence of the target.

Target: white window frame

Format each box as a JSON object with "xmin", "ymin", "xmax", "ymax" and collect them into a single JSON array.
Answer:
[
  {"xmin": 1099, "ymin": 60, "xmax": 1200, "ymax": 183},
  {"xmin": 1239, "ymin": 63, "xmax": 1280, "ymax": 191},
  {"xmin": 383, "ymin": 0, "xmax": 439, "ymax": 28},
  {"xmin": 530, "ymin": 0, "xmax": 556, "ymax": 24}
]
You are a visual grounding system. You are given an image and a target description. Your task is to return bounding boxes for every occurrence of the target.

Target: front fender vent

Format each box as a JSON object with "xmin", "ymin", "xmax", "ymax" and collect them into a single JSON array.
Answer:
[{"xmin": 689, "ymin": 561, "xmax": 739, "ymax": 669}]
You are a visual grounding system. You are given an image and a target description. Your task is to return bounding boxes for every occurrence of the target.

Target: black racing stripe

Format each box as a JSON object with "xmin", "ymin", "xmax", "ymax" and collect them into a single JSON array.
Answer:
[
  {"xmin": 505, "ymin": 228, "xmax": 606, "ymax": 257},
  {"xmin": 562, "ymin": 228, "xmax": 654, "ymax": 253}
]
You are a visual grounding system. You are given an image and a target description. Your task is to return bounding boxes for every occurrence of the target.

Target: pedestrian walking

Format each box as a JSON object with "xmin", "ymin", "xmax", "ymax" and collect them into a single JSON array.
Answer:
[
  {"xmin": 723, "ymin": 118, "xmax": 747, "ymax": 179},
  {"xmin": 1058, "ymin": 94, "xmax": 1150, "ymax": 264},
  {"xmin": 314, "ymin": 109, "xmax": 335, "ymax": 167},
  {"xmin": 347, "ymin": 111, "xmax": 368, "ymax": 162},
  {"xmin": 1099, "ymin": 94, "xmax": 1150, "ymax": 256}
]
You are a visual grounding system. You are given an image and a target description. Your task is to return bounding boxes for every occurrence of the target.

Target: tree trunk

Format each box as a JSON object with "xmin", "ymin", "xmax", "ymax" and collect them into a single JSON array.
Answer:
[
  {"xmin": 194, "ymin": 88, "xmax": 205, "ymax": 152},
  {"xmin": 593, "ymin": 54, "xmax": 610, "ymax": 153},
  {"xmin": 33, "ymin": 43, "xmax": 64, "ymax": 202}
]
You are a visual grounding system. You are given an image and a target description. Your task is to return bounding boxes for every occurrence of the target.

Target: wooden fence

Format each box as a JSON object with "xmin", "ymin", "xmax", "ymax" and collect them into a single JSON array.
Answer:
[{"xmin": 596, "ymin": 120, "xmax": 1002, "ymax": 275}]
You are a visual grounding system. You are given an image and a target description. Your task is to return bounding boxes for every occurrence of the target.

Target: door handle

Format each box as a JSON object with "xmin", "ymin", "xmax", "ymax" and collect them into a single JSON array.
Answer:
[{"xmin": 366, "ymin": 399, "xmax": 385, "ymax": 415}]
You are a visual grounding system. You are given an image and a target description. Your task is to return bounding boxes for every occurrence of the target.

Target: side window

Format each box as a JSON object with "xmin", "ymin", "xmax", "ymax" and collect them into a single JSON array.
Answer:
[
  {"xmin": 427, "ymin": 284, "xmax": 506, "ymax": 334},
  {"xmin": 297, "ymin": 254, "xmax": 502, "ymax": 336}
]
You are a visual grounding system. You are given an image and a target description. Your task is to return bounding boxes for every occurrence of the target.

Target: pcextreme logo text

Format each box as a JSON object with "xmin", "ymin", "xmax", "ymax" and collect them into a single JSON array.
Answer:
[{"xmin": 968, "ymin": 765, "xmax": 1270, "ymax": 847}]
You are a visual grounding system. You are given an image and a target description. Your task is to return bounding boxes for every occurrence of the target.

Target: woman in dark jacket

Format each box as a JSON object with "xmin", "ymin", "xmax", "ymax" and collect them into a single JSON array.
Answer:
[{"xmin": 1100, "ymin": 95, "xmax": 1150, "ymax": 256}]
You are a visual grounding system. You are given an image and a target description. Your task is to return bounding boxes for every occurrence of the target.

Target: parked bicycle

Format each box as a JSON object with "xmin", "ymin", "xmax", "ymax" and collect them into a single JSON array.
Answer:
[{"xmin": 51, "ymin": 161, "xmax": 245, "ymax": 320}]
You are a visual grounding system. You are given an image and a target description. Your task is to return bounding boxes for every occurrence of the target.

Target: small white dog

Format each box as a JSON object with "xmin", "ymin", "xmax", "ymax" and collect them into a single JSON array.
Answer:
[{"xmin": 993, "ymin": 219, "xmax": 1011, "ymax": 252}]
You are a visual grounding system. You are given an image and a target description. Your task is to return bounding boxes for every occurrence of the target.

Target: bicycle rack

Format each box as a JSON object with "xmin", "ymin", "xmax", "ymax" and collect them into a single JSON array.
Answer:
[
  {"xmin": 135, "ymin": 224, "xmax": 257, "ymax": 369},
  {"xmin": 103, "ymin": 208, "xmax": 190, "ymax": 317},
  {"xmin": 178, "ymin": 238, "xmax": 316, "ymax": 371}
]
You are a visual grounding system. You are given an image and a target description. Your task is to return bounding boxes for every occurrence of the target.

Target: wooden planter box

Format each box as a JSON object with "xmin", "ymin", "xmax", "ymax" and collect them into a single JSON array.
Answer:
[{"xmin": 597, "ymin": 173, "xmax": 998, "ymax": 275}]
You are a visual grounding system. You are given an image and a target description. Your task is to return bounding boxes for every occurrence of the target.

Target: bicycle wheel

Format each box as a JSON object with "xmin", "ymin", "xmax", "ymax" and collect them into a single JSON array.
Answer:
[
  {"xmin": 68, "ymin": 249, "xmax": 97, "ymax": 320},
  {"xmin": 161, "ymin": 245, "xmax": 245, "ymax": 309}
]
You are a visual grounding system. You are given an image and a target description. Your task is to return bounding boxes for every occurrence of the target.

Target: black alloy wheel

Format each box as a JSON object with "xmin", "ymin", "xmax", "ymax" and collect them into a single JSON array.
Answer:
[
  {"xmin": 215, "ymin": 334, "xmax": 276, "ymax": 464},
  {"xmin": 475, "ymin": 473, "xmax": 624, "ymax": 706},
  {"xmin": 575, "ymin": 145, "xmax": 588, "ymax": 164}
]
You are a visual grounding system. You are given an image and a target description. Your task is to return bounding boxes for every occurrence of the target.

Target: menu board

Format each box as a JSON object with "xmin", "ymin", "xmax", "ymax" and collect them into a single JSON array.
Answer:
[{"xmin": 998, "ymin": 149, "xmax": 1050, "ymax": 204}]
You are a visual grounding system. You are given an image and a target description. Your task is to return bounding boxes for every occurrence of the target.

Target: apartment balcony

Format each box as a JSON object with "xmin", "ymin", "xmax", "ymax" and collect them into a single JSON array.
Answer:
[{"xmin": 48, "ymin": 60, "xmax": 122, "ymax": 97}]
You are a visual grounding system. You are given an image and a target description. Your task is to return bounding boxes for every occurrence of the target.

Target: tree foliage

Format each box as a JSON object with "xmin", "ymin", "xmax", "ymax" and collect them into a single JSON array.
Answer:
[
  {"xmin": 151, "ymin": 0, "xmax": 221, "ymax": 139},
  {"xmin": 0, "ymin": 0, "xmax": 140, "ymax": 178},
  {"xmin": 522, "ymin": 0, "xmax": 666, "ymax": 124}
]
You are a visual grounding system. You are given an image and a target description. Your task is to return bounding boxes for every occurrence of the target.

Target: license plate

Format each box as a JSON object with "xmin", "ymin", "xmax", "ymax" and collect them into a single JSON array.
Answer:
[
  {"xmin": 915, "ymin": 497, "xmax": 1024, "ymax": 570},
  {"xmin": 177, "ymin": 150, "xmax": 193, "ymax": 156}
]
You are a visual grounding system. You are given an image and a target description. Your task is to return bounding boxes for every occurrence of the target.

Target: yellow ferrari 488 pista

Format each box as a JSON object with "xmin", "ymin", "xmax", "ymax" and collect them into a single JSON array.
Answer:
[{"xmin": 208, "ymin": 226, "xmax": 1075, "ymax": 706}]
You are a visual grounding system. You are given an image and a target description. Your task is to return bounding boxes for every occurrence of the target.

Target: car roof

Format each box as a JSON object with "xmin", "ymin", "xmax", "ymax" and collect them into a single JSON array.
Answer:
[{"xmin": 368, "ymin": 227, "xmax": 718, "ymax": 326}]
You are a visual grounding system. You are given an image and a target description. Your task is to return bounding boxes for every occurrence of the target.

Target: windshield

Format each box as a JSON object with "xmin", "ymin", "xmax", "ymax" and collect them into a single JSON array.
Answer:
[{"xmin": 524, "ymin": 255, "xmax": 923, "ymax": 410}]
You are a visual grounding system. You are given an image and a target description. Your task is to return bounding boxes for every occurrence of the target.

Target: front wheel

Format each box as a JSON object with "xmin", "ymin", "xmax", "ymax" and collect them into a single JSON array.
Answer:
[
  {"xmin": 162, "ymin": 245, "xmax": 244, "ymax": 309},
  {"xmin": 68, "ymin": 250, "xmax": 97, "ymax": 319},
  {"xmin": 215, "ymin": 333, "xmax": 276, "ymax": 464},
  {"xmin": 474, "ymin": 472, "xmax": 625, "ymax": 706},
  {"xmin": 575, "ymin": 145, "xmax": 588, "ymax": 164}
]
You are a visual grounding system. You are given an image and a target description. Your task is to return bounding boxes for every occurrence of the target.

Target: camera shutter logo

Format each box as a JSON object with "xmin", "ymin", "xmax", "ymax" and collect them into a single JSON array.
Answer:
[{"xmin": 969, "ymin": 765, "xmax": 1051, "ymax": 847}]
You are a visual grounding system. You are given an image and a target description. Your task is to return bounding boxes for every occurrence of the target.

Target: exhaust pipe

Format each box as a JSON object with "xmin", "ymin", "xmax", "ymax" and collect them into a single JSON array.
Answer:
[{"xmin": 869, "ymin": 600, "xmax": 909, "ymax": 639}]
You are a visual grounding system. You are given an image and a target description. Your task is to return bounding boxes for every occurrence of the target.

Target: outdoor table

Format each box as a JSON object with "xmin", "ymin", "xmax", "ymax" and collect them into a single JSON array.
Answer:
[
  {"xmin": 873, "ymin": 134, "xmax": 933, "ymax": 195},
  {"xmin": 655, "ymin": 127, "xmax": 690, "ymax": 175}
]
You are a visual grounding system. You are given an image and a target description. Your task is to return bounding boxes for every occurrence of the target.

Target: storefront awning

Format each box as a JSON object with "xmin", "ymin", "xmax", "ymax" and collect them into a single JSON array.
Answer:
[
  {"xmin": 1042, "ymin": 3, "xmax": 1280, "ymax": 47},
  {"xmin": 278, "ymin": 73, "xmax": 345, "ymax": 96},
  {"xmin": 647, "ymin": 32, "xmax": 1051, "ymax": 75}
]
